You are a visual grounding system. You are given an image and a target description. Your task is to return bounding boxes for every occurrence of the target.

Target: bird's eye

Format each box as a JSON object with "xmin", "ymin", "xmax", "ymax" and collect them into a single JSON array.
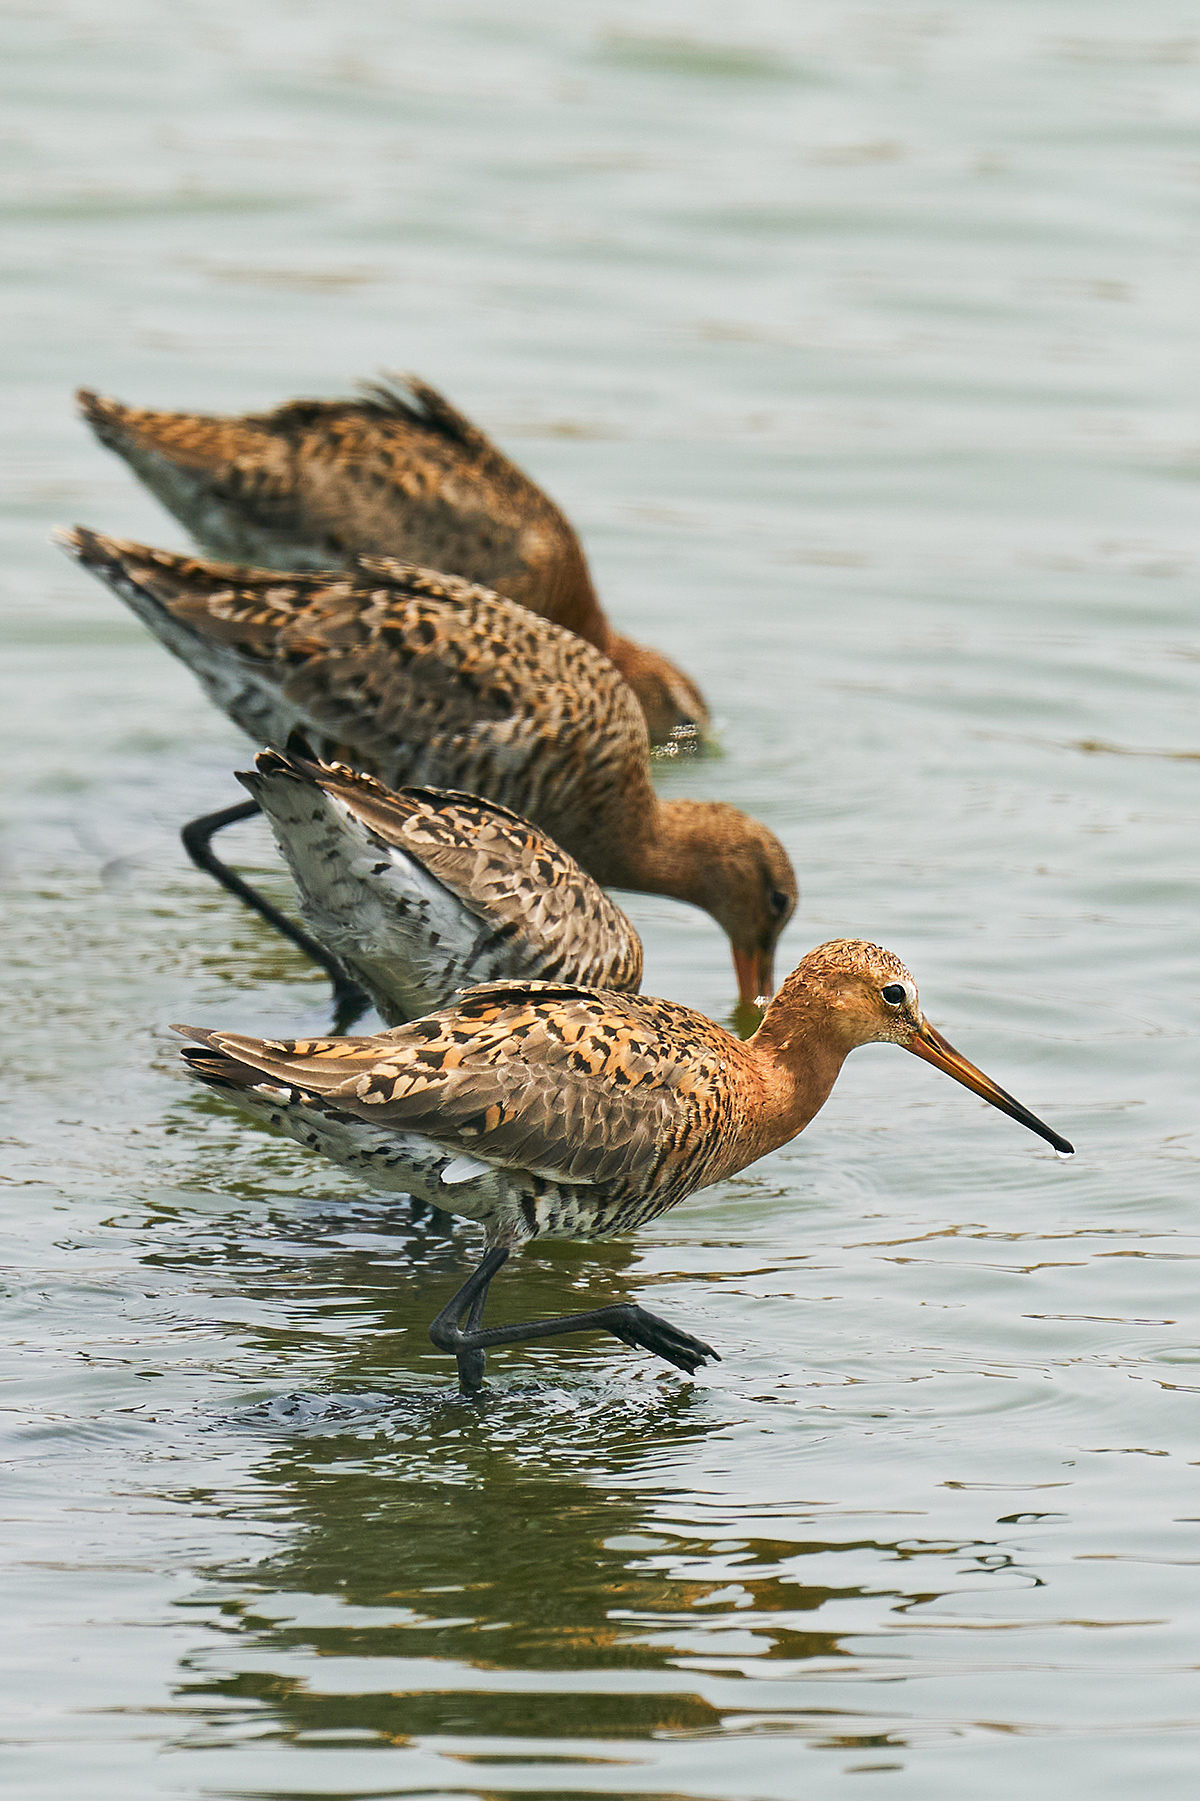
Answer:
[
  {"xmin": 881, "ymin": 983, "xmax": 906, "ymax": 1006},
  {"xmin": 768, "ymin": 889, "xmax": 791, "ymax": 918}
]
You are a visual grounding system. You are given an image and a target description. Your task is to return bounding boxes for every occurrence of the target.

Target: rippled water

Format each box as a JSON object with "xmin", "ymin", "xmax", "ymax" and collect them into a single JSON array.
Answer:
[{"xmin": 3, "ymin": 2, "xmax": 1199, "ymax": 1796}]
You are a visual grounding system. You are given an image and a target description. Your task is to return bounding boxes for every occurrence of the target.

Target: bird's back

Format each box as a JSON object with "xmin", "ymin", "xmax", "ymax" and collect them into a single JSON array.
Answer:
[
  {"xmin": 178, "ymin": 980, "xmax": 760, "ymax": 1237},
  {"xmin": 77, "ymin": 379, "xmax": 612, "ymax": 651},
  {"xmin": 243, "ymin": 751, "xmax": 644, "ymax": 1022},
  {"xmin": 58, "ymin": 529, "xmax": 653, "ymax": 878}
]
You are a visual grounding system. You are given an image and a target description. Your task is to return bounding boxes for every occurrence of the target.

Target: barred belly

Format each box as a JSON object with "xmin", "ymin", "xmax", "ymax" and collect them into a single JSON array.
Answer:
[{"xmin": 520, "ymin": 1181, "xmax": 678, "ymax": 1243}]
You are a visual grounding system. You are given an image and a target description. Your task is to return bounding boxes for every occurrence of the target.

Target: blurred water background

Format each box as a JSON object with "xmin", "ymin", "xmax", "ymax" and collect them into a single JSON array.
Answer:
[{"xmin": 3, "ymin": 2, "xmax": 1199, "ymax": 1797}]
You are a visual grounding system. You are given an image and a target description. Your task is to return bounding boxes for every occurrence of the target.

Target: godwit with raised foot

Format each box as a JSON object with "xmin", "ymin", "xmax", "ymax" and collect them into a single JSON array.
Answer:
[
  {"xmin": 55, "ymin": 529, "xmax": 796, "ymax": 1012},
  {"xmin": 175, "ymin": 940, "xmax": 1073, "ymax": 1394},
  {"xmin": 242, "ymin": 747, "xmax": 643, "ymax": 1025},
  {"xmin": 77, "ymin": 377, "xmax": 709, "ymax": 749}
]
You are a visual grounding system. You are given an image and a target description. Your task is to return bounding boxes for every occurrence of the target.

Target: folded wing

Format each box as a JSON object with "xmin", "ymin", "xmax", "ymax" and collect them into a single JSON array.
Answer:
[{"xmin": 176, "ymin": 983, "xmax": 730, "ymax": 1192}]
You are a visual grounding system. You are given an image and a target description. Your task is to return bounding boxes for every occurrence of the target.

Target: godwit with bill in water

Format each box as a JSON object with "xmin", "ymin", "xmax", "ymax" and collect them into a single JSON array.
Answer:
[
  {"xmin": 176, "ymin": 940, "xmax": 1073, "ymax": 1393},
  {"xmin": 55, "ymin": 529, "xmax": 795, "ymax": 1015}
]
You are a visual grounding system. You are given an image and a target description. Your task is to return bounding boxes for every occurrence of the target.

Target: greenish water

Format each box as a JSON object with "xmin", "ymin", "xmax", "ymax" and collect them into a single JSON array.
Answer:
[{"xmin": 3, "ymin": 3, "xmax": 1199, "ymax": 1797}]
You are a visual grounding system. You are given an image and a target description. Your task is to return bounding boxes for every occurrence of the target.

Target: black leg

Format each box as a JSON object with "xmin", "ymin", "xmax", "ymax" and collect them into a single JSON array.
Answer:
[
  {"xmin": 428, "ymin": 1246, "xmax": 719, "ymax": 1395},
  {"xmin": 180, "ymin": 799, "xmax": 371, "ymax": 1030},
  {"xmin": 429, "ymin": 1246, "xmax": 509, "ymax": 1395}
]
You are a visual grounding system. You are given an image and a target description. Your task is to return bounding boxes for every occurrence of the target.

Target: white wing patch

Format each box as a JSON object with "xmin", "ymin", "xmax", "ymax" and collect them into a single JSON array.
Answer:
[{"xmin": 440, "ymin": 1153, "xmax": 495, "ymax": 1185}]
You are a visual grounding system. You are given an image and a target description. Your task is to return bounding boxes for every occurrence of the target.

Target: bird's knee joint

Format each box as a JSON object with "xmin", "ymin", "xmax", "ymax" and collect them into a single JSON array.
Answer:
[{"xmin": 608, "ymin": 1303, "xmax": 643, "ymax": 1329}]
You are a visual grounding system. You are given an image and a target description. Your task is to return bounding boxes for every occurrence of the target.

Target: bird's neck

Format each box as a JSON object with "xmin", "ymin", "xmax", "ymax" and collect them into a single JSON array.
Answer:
[
  {"xmin": 547, "ymin": 535, "xmax": 612, "ymax": 653},
  {"xmin": 743, "ymin": 995, "xmax": 854, "ymax": 1151},
  {"xmin": 696, "ymin": 1026, "xmax": 847, "ymax": 1189},
  {"xmin": 605, "ymin": 800, "xmax": 716, "ymax": 914}
]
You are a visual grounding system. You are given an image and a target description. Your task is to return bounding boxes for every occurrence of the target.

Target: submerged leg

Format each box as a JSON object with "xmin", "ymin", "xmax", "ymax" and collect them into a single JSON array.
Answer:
[
  {"xmin": 180, "ymin": 799, "xmax": 370, "ymax": 1030},
  {"xmin": 428, "ymin": 1246, "xmax": 719, "ymax": 1395},
  {"xmin": 428, "ymin": 1246, "xmax": 509, "ymax": 1395}
]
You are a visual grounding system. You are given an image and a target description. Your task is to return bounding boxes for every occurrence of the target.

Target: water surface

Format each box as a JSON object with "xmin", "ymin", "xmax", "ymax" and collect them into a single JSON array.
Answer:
[{"xmin": 3, "ymin": 3, "xmax": 1199, "ymax": 1797}]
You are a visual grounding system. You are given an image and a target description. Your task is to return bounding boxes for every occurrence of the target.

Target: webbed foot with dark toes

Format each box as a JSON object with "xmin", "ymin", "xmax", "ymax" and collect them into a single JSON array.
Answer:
[{"xmin": 594, "ymin": 1304, "xmax": 719, "ymax": 1375}]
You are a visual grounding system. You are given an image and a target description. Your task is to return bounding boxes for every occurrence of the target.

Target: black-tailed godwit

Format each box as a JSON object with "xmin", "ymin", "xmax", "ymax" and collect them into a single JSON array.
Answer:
[
  {"xmin": 176, "ymin": 940, "xmax": 1072, "ymax": 1393},
  {"xmin": 56, "ymin": 528, "xmax": 796, "ymax": 1011}
]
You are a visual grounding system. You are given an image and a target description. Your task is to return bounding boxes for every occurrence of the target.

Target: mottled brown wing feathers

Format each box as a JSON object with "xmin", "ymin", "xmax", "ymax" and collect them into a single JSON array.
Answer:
[
  {"xmin": 246, "ymin": 749, "xmax": 643, "ymax": 992},
  {"xmin": 254, "ymin": 744, "xmax": 536, "ymax": 835},
  {"xmin": 62, "ymin": 527, "xmax": 585, "ymax": 696},
  {"xmin": 76, "ymin": 382, "xmax": 612, "ymax": 645},
  {"xmin": 300, "ymin": 764, "xmax": 642, "ymax": 986},
  {"xmin": 355, "ymin": 375, "xmax": 496, "ymax": 460},
  {"xmin": 174, "ymin": 990, "xmax": 730, "ymax": 1190},
  {"xmin": 59, "ymin": 530, "xmax": 653, "ymax": 867}
]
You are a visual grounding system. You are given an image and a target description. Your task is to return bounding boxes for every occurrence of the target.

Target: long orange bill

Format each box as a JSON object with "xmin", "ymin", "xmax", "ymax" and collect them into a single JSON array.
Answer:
[
  {"xmin": 733, "ymin": 946, "xmax": 775, "ymax": 1009},
  {"xmin": 907, "ymin": 1019, "xmax": 1073, "ymax": 1155}
]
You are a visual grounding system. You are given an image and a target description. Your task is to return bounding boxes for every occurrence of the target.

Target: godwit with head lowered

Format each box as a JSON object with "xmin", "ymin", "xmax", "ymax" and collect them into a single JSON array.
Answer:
[
  {"xmin": 77, "ymin": 377, "xmax": 709, "ymax": 749},
  {"xmin": 242, "ymin": 747, "xmax": 643, "ymax": 1024},
  {"xmin": 176, "ymin": 940, "xmax": 1073, "ymax": 1393},
  {"xmin": 56, "ymin": 529, "xmax": 796, "ymax": 1010}
]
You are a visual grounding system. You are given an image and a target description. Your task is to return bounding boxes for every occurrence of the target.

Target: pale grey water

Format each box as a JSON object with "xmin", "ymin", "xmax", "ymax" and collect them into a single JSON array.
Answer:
[{"xmin": 2, "ymin": 3, "xmax": 1199, "ymax": 1797}]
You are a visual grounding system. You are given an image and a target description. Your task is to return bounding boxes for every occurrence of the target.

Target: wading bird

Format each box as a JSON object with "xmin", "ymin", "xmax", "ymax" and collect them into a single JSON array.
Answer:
[
  {"xmin": 56, "ymin": 529, "xmax": 796, "ymax": 1013},
  {"xmin": 176, "ymin": 940, "xmax": 1072, "ymax": 1394}
]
